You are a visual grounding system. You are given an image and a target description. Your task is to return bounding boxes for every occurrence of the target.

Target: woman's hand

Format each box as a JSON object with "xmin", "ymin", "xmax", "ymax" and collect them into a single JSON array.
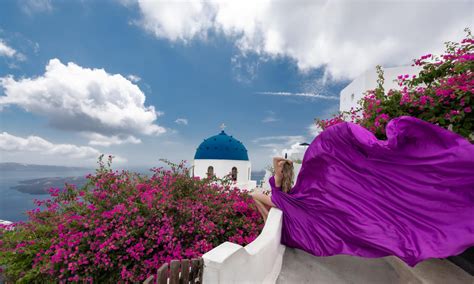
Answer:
[
  {"xmin": 273, "ymin": 157, "xmax": 293, "ymax": 175},
  {"xmin": 273, "ymin": 157, "xmax": 284, "ymax": 171},
  {"xmin": 278, "ymin": 160, "xmax": 293, "ymax": 166}
]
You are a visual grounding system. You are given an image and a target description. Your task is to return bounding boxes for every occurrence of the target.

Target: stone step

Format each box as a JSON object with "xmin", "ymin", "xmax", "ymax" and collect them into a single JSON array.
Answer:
[{"xmin": 277, "ymin": 248, "xmax": 473, "ymax": 284}]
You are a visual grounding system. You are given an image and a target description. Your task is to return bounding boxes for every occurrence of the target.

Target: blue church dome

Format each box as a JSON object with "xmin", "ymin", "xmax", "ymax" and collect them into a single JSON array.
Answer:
[{"xmin": 194, "ymin": 130, "xmax": 249, "ymax": 161}]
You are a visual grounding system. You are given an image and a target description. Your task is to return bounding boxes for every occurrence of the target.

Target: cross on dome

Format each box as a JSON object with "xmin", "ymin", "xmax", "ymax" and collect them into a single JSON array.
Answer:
[{"xmin": 220, "ymin": 123, "xmax": 226, "ymax": 131}]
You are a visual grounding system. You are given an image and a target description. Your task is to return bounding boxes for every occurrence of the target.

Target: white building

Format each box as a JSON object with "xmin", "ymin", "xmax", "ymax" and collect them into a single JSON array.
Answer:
[
  {"xmin": 0, "ymin": 219, "xmax": 12, "ymax": 225},
  {"xmin": 191, "ymin": 124, "xmax": 257, "ymax": 191},
  {"xmin": 0, "ymin": 219, "xmax": 14, "ymax": 231},
  {"xmin": 340, "ymin": 65, "xmax": 421, "ymax": 113}
]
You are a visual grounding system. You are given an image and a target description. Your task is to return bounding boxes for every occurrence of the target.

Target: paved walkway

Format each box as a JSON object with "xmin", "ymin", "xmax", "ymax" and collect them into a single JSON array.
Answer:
[{"xmin": 277, "ymin": 248, "xmax": 473, "ymax": 284}]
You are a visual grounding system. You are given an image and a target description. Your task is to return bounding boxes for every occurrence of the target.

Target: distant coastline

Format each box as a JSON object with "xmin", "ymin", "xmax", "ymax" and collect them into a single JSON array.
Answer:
[
  {"xmin": 0, "ymin": 163, "xmax": 95, "ymax": 222},
  {"xmin": 0, "ymin": 162, "xmax": 92, "ymax": 172},
  {"xmin": 7, "ymin": 170, "xmax": 267, "ymax": 195},
  {"xmin": 11, "ymin": 176, "xmax": 89, "ymax": 195}
]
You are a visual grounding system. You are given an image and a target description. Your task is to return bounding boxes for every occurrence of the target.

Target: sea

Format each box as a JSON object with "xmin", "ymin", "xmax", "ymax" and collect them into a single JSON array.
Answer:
[
  {"xmin": 0, "ymin": 168, "xmax": 267, "ymax": 222},
  {"xmin": 0, "ymin": 168, "xmax": 91, "ymax": 222}
]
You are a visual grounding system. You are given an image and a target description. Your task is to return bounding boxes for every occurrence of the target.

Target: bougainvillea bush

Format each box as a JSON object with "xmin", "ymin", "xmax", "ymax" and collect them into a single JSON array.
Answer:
[
  {"xmin": 316, "ymin": 28, "xmax": 473, "ymax": 142},
  {"xmin": 0, "ymin": 155, "xmax": 264, "ymax": 283}
]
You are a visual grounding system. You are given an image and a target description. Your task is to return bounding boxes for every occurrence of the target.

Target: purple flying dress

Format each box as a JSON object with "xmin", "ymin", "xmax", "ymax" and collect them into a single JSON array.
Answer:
[{"xmin": 269, "ymin": 116, "xmax": 474, "ymax": 266}]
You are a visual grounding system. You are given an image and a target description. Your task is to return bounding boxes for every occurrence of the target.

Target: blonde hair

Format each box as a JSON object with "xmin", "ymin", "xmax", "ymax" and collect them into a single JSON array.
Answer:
[{"xmin": 281, "ymin": 161, "xmax": 294, "ymax": 193}]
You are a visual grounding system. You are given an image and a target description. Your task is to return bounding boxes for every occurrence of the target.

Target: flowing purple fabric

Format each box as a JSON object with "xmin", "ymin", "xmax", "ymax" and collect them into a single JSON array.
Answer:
[{"xmin": 269, "ymin": 116, "xmax": 474, "ymax": 266}]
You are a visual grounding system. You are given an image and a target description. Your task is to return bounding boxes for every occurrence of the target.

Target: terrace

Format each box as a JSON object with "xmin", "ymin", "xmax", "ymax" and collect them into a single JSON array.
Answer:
[
  {"xmin": 203, "ymin": 207, "xmax": 473, "ymax": 283},
  {"xmin": 202, "ymin": 62, "xmax": 474, "ymax": 283}
]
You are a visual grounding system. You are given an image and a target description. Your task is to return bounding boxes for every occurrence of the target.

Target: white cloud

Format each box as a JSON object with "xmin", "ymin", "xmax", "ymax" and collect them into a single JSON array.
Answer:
[
  {"xmin": 261, "ymin": 110, "xmax": 279, "ymax": 123},
  {"xmin": 253, "ymin": 118, "xmax": 324, "ymax": 163},
  {"xmin": 121, "ymin": 0, "xmax": 473, "ymax": 80},
  {"xmin": 0, "ymin": 39, "xmax": 26, "ymax": 61},
  {"xmin": 127, "ymin": 74, "xmax": 141, "ymax": 83},
  {"xmin": 0, "ymin": 40, "xmax": 16, "ymax": 58},
  {"xmin": 307, "ymin": 122, "xmax": 323, "ymax": 138},
  {"xmin": 0, "ymin": 58, "xmax": 166, "ymax": 144},
  {"xmin": 19, "ymin": 0, "xmax": 53, "ymax": 15},
  {"xmin": 132, "ymin": 0, "xmax": 214, "ymax": 42},
  {"xmin": 252, "ymin": 135, "xmax": 305, "ymax": 145},
  {"xmin": 82, "ymin": 132, "xmax": 142, "ymax": 147},
  {"xmin": 256, "ymin": 91, "xmax": 339, "ymax": 101},
  {"xmin": 252, "ymin": 134, "xmax": 308, "ymax": 161},
  {"xmin": 279, "ymin": 142, "xmax": 308, "ymax": 161},
  {"xmin": 262, "ymin": 117, "xmax": 278, "ymax": 123},
  {"xmin": 0, "ymin": 131, "xmax": 126, "ymax": 163},
  {"xmin": 231, "ymin": 54, "xmax": 261, "ymax": 83},
  {"xmin": 175, "ymin": 118, "xmax": 188, "ymax": 125}
]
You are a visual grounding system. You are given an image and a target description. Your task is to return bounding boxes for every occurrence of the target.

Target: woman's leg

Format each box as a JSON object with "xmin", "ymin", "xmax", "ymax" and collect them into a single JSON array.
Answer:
[
  {"xmin": 252, "ymin": 192, "xmax": 276, "ymax": 208},
  {"xmin": 253, "ymin": 198, "xmax": 269, "ymax": 222},
  {"xmin": 251, "ymin": 192, "xmax": 276, "ymax": 222}
]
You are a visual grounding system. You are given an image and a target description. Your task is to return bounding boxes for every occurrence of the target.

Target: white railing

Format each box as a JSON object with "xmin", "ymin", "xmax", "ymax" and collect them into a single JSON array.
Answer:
[{"xmin": 202, "ymin": 208, "xmax": 285, "ymax": 284}]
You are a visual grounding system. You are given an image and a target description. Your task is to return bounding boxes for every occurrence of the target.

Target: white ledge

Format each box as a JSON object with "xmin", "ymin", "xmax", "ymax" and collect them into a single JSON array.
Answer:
[{"xmin": 202, "ymin": 208, "xmax": 285, "ymax": 284}]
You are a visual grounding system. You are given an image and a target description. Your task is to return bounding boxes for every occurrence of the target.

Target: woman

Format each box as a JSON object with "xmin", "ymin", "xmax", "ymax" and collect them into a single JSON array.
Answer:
[
  {"xmin": 251, "ymin": 157, "xmax": 294, "ymax": 222},
  {"xmin": 252, "ymin": 116, "xmax": 474, "ymax": 267}
]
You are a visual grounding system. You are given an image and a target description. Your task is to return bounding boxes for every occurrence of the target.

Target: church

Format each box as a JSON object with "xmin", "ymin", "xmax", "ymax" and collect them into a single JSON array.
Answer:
[{"xmin": 190, "ymin": 123, "xmax": 257, "ymax": 191}]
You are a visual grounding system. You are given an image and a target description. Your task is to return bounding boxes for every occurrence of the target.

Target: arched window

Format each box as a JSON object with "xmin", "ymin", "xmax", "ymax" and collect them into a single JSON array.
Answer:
[
  {"xmin": 231, "ymin": 166, "xmax": 238, "ymax": 181},
  {"xmin": 207, "ymin": 166, "xmax": 214, "ymax": 178}
]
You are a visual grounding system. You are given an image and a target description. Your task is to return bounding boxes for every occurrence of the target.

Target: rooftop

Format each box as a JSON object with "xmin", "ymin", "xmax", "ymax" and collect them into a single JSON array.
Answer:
[{"xmin": 194, "ymin": 130, "xmax": 249, "ymax": 161}]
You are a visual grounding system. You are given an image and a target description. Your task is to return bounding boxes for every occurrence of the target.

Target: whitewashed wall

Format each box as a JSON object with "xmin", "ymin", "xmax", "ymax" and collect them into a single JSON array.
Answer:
[
  {"xmin": 340, "ymin": 66, "xmax": 421, "ymax": 113},
  {"xmin": 192, "ymin": 159, "xmax": 257, "ymax": 190},
  {"xmin": 202, "ymin": 208, "xmax": 285, "ymax": 284}
]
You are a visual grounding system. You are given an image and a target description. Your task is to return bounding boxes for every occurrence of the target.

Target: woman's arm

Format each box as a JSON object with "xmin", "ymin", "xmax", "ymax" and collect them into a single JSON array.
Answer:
[
  {"xmin": 273, "ymin": 157, "xmax": 293, "ymax": 172},
  {"xmin": 272, "ymin": 157, "xmax": 289, "ymax": 188},
  {"xmin": 273, "ymin": 157, "xmax": 285, "ymax": 172},
  {"xmin": 274, "ymin": 175, "xmax": 282, "ymax": 188},
  {"xmin": 273, "ymin": 158, "xmax": 283, "ymax": 186}
]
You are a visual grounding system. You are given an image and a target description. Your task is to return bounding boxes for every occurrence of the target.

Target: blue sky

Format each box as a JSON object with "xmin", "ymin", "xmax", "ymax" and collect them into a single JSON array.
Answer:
[{"xmin": 0, "ymin": 0, "xmax": 472, "ymax": 171}]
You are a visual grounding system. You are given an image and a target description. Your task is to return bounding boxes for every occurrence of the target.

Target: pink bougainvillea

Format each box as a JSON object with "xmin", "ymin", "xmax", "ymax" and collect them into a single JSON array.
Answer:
[
  {"xmin": 0, "ymin": 155, "xmax": 264, "ymax": 283},
  {"xmin": 315, "ymin": 113, "xmax": 346, "ymax": 130},
  {"xmin": 315, "ymin": 29, "xmax": 473, "ymax": 141}
]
